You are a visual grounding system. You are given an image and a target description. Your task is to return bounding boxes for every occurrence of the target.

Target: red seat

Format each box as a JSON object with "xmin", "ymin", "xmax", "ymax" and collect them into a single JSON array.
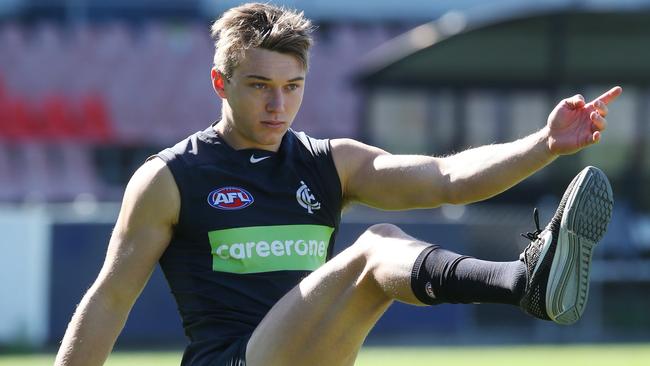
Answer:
[
  {"xmin": 80, "ymin": 94, "xmax": 113, "ymax": 143},
  {"xmin": 8, "ymin": 97, "xmax": 40, "ymax": 141},
  {"xmin": 41, "ymin": 94, "xmax": 79, "ymax": 140}
]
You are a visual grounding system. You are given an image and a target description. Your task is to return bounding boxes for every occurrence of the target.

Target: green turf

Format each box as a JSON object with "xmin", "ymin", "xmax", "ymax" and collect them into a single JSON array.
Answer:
[
  {"xmin": 358, "ymin": 345, "xmax": 650, "ymax": 366},
  {"xmin": 2, "ymin": 344, "xmax": 649, "ymax": 366}
]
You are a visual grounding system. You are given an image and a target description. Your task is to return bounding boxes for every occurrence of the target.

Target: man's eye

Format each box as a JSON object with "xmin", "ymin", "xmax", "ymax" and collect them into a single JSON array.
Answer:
[
  {"xmin": 252, "ymin": 83, "xmax": 267, "ymax": 89},
  {"xmin": 285, "ymin": 84, "xmax": 299, "ymax": 91}
]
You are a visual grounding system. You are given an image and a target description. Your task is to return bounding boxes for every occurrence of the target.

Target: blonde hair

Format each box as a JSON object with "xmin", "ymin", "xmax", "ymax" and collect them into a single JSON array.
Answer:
[{"xmin": 211, "ymin": 3, "xmax": 314, "ymax": 79}]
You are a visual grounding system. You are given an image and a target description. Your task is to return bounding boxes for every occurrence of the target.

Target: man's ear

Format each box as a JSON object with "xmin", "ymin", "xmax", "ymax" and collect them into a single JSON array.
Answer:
[{"xmin": 211, "ymin": 68, "xmax": 227, "ymax": 99}]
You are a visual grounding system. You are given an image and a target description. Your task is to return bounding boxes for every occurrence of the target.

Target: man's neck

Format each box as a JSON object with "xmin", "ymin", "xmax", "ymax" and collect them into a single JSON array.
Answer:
[{"xmin": 212, "ymin": 119, "xmax": 282, "ymax": 152}]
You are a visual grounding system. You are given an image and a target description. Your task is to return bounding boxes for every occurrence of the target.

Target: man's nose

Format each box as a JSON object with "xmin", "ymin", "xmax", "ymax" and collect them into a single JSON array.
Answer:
[{"xmin": 266, "ymin": 88, "xmax": 285, "ymax": 113}]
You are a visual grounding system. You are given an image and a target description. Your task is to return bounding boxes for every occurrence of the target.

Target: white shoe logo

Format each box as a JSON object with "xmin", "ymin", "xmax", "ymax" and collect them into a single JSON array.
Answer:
[
  {"xmin": 250, "ymin": 155, "xmax": 271, "ymax": 164},
  {"xmin": 425, "ymin": 282, "xmax": 436, "ymax": 299}
]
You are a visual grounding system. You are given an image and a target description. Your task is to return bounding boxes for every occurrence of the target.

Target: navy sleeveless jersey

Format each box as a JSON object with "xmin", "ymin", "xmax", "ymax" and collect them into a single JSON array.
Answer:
[{"xmin": 155, "ymin": 125, "xmax": 342, "ymax": 365}]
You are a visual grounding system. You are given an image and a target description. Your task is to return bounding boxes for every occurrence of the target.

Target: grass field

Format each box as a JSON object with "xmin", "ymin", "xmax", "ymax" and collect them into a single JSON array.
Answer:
[{"xmin": 2, "ymin": 344, "xmax": 650, "ymax": 366}]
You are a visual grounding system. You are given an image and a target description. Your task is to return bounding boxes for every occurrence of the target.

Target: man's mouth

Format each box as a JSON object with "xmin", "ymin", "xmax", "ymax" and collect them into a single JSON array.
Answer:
[{"xmin": 261, "ymin": 120, "xmax": 285, "ymax": 128}]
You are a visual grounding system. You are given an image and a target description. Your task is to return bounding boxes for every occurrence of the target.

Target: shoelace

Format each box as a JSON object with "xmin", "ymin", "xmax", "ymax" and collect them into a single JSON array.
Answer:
[{"xmin": 521, "ymin": 207, "xmax": 542, "ymax": 241}]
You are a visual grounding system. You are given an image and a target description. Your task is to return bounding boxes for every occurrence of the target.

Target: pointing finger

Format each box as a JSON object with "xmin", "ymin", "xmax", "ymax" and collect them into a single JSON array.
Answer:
[{"xmin": 592, "ymin": 86, "xmax": 623, "ymax": 105}]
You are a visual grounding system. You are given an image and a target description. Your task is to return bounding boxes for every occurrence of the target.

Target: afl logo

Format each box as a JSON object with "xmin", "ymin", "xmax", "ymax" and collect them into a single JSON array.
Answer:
[{"xmin": 207, "ymin": 187, "xmax": 254, "ymax": 210}]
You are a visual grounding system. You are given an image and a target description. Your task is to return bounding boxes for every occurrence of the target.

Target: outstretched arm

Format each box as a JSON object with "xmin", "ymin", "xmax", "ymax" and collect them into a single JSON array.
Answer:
[
  {"xmin": 54, "ymin": 158, "xmax": 179, "ymax": 366},
  {"xmin": 332, "ymin": 86, "xmax": 622, "ymax": 210}
]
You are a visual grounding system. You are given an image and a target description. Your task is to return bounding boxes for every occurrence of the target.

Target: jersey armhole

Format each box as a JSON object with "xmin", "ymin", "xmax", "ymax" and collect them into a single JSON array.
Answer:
[
  {"xmin": 153, "ymin": 149, "xmax": 188, "ymax": 236},
  {"xmin": 325, "ymin": 139, "xmax": 344, "ymax": 209}
]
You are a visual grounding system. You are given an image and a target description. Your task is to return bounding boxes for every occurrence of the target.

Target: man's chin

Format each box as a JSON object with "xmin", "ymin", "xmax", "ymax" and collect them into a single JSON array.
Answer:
[{"xmin": 254, "ymin": 131, "xmax": 287, "ymax": 149}]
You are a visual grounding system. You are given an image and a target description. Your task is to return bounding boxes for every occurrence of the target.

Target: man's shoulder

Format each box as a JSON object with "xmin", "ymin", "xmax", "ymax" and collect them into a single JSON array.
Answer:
[
  {"xmin": 167, "ymin": 128, "xmax": 212, "ymax": 153},
  {"xmin": 287, "ymin": 129, "xmax": 332, "ymax": 158},
  {"xmin": 158, "ymin": 127, "xmax": 226, "ymax": 166},
  {"xmin": 126, "ymin": 157, "xmax": 179, "ymax": 209},
  {"xmin": 135, "ymin": 158, "xmax": 176, "ymax": 189}
]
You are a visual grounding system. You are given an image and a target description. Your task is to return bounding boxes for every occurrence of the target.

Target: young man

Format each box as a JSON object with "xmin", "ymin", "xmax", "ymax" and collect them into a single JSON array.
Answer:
[{"xmin": 55, "ymin": 3, "xmax": 622, "ymax": 366}]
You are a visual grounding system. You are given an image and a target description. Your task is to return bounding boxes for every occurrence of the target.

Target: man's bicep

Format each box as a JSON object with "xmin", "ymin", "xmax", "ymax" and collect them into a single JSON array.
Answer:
[
  {"xmin": 95, "ymin": 158, "xmax": 179, "ymax": 306},
  {"xmin": 331, "ymin": 139, "xmax": 382, "ymax": 205},
  {"xmin": 331, "ymin": 139, "xmax": 450, "ymax": 210}
]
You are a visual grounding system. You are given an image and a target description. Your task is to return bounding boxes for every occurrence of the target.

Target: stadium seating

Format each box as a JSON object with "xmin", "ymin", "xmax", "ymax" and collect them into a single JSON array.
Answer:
[{"xmin": 0, "ymin": 21, "xmax": 391, "ymax": 202}]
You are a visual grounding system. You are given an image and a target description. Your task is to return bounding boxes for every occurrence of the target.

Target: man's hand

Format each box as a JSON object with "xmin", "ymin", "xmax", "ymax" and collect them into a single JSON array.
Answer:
[{"xmin": 546, "ymin": 86, "xmax": 623, "ymax": 155}]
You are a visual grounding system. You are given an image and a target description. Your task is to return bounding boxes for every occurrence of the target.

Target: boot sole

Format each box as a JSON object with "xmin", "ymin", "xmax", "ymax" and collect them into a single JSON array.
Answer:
[{"xmin": 546, "ymin": 166, "xmax": 613, "ymax": 325}]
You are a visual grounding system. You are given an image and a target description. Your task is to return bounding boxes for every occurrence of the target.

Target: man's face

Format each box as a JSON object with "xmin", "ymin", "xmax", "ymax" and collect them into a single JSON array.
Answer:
[{"xmin": 214, "ymin": 47, "xmax": 306, "ymax": 151}]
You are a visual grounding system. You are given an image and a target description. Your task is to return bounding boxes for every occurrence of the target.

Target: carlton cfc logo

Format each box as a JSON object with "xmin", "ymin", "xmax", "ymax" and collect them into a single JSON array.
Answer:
[
  {"xmin": 296, "ymin": 181, "xmax": 321, "ymax": 214},
  {"xmin": 207, "ymin": 187, "xmax": 254, "ymax": 210}
]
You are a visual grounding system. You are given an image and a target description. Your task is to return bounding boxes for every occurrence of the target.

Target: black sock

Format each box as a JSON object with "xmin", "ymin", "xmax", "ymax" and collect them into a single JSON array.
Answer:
[{"xmin": 410, "ymin": 245, "xmax": 526, "ymax": 306}]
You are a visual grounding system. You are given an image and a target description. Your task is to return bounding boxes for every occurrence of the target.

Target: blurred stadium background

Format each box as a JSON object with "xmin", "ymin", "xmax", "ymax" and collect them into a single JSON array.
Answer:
[{"xmin": 1, "ymin": 0, "xmax": 650, "ymax": 362}]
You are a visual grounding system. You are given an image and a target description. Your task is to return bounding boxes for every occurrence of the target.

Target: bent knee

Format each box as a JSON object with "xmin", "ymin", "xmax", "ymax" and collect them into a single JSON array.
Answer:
[
  {"xmin": 348, "ymin": 223, "xmax": 425, "ymax": 300},
  {"xmin": 351, "ymin": 223, "xmax": 414, "ymax": 263},
  {"xmin": 338, "ymin": 224, "xmax": 402, "ymax": 275},
  {"xmin": 364, "ymin": 223, "xmax": 407, "ymax": 240}
]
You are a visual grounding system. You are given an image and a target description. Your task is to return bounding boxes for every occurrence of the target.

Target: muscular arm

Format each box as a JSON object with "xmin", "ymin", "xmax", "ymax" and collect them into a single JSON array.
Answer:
[
  {"xmin": 332, "ymin": 128, "xmax": 553, "ymax": 209},
  {"xmin": 54, "ymin": 158, "xmax": 179, "ymax": 366},
  {"xmin": 333, "ymin": 87, "xmax": 622, "ymax": 210}
]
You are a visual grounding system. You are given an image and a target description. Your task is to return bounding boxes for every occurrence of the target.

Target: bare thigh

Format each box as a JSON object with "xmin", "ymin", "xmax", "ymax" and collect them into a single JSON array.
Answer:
[{"xmin": 245, "ymin": 224, "xmax": 432, "ymax": 366}]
